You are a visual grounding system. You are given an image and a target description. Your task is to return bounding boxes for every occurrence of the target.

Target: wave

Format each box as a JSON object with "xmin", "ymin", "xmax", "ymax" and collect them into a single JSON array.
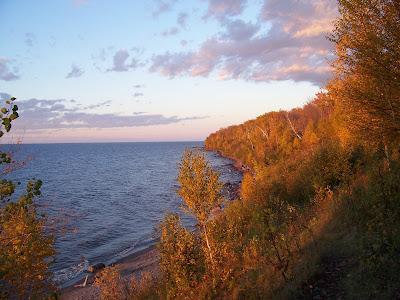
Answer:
[{"xmin": 53, "ymin": 258, "xmax": 89, "ymax": 285}]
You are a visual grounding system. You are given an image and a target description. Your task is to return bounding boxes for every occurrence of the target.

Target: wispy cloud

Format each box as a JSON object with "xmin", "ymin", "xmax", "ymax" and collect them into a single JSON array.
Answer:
[
  {"xmin": 160, "ymin": 11, "xmax": 189, "ymax": 37},
  {"xmin": 0, "ymin": 58, "xmax": 19, "ymax": 81},
  {"xmin": 107, "ymin": 49, "xmax": 140, "ymax": 72},
  {"xmin": 150, "ymin": 0, "xmax": 337, "ymax": 86},
  {"xmin": 8, "ymin": 97, "xmax": 206, "ymax": 130},
  {"xmin": 152, "ymin": 0, "xmax": 177, "ymax": 17},
  {"xmin": 161, "ymin": 27, "xmax": 179, "ymax": 37},
  {"xmin": 134, "ymin": 92, "xmax": 144, "ymax": 97},
  {"xmin": 83, "ymin": 100, "xmax": 111, "ymax": 109},
  {"xmin": 25, "ymin": 32, "xmax": 36, "ymax": 47},
  {"xmin": 177, "ymin": 12, "xmax": 188, "ymax": 28},
  {"xmin": 66, "ymin": 64, "xmax": 85, "ymax": 78}
]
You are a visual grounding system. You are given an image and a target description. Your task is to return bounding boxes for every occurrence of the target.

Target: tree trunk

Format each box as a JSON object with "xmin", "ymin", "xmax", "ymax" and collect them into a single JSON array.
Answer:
[
  {"xmin": 286, "ymin": 112, "xmax": 302, "ymax": 140},
  {"xmin": 203, "ymin": 224, "xmax": 214, "ymax": 265}
]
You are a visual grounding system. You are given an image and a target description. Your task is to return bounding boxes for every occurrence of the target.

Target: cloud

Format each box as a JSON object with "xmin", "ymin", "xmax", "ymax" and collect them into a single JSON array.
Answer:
[
  {"xmin": 9, "ymin": 97, "xmax": 205, "ymax": 130},
  {"xmin": 177, "ymin": 12, "xmax": 188, "ymax": 28},
  {"xmin": 222, "ymin": 19, "xmax": 259, "ymax": 40},
  {"xmin": 150, "ymin": 0, "xmax": 337, "ymax": 86},
  {"xmin": 161, "ymin": 27, "xmax": 179, "ymax": 37},
  {"xmin": 107, "ymin": 49, "xmax": 139, "ymax": 72},
  {"xmin": 66, "ymin": 64, "xmax": 85, "ymax": 78},
  {"xmin": 0, "ymin": 58, "xmax": 19, "ymax": 81},
  {"xmin": 83, "ymin": 100, "xmax": 111, "ymax": 109},
  {"xmin": 160, "ymin": 12, "xmax": 189, "ymax": 37},
  {"xmin": 152, "ymin": 0, "xmax": 177, "ymax": 17},
  {"xmin": 25, "ymin": 32, "xmax": 36, "ymax": 47},
  {"xmin": 261, "ymin": 0, "xmax": 337, "ymax": 38},
  {"xmin": 204, "ymin": 0, "xmax": 248, "ymax": 21},
  {"xmin": 0, "ymin": 92, "xmax": 12, "ymax": 101}
]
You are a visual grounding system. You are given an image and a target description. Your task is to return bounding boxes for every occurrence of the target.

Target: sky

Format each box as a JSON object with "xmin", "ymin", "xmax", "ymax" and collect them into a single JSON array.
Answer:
[{"xmin": 0, "ymin": 0, "xmax": 338, "ymax": 143}]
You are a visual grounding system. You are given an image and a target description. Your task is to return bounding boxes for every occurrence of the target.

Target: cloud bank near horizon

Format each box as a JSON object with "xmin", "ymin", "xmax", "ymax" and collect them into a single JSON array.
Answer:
[{"xmin": 0, "ymin": 93, "xmax": 206, "ymax": 131}]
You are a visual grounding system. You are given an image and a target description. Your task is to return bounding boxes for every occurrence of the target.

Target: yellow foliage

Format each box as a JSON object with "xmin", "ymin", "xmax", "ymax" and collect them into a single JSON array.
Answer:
[
  {"xmin": 94, "ymin": 266, "xmax": 126, "ymax": 300},
  {"xmin": 158, "ymin": 214, "xmax": 204, "ymax": 299},
  {"xmin": 0, "ymin": 205, "xmax": 55, "ymax": 299},
  {"xmin": 178, "ymin": 150, "xmax": 224, "ymax": 225},
  {"xmin": 240, "ymin": 172, "xmax": 254, "ymax": 202}
]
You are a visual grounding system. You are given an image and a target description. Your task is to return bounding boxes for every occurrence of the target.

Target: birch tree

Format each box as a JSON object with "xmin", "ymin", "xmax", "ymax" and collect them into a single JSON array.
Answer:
[{"xmin": 177, "ymin": 150, "xmax": 224, "ymax": 271}]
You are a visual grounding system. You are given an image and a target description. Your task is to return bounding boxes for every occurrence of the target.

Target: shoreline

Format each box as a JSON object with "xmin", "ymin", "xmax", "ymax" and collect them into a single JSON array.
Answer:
[
  {"xmin": 204, "ymin": 147, "xmax": 249, "ymax": 173},
  {"xmin": 60, "ymin": 245, "xmax": 159, "ymax": 300},
  {"xmin": 60, "ymin": 149, "xmax": 242, "ymax": 299}
]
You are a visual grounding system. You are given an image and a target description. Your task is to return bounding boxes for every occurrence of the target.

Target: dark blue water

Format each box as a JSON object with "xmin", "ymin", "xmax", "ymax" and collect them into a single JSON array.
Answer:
[{"xmin": 3, "ymin": 142, "xmax": 241, "ymax": 285}]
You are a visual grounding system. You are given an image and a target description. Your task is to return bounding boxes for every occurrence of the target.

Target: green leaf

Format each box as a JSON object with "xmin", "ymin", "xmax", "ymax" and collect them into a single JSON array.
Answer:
[
  {"xmin": 9, "ymin": 113, "xmax": 18, "ymax": 120},
  {"xmin": 12, "ymin": 105, "xmax": 18, "ymax": 111},
  {"xmin": 1, "ymin": 108, "xmax": 7, "ymax": 114}
]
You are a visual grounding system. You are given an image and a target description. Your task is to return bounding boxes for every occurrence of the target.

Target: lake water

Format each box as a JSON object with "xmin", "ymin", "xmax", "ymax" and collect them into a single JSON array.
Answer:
[{"xmin": 3, "ymin": 142, "xmax": 242, "ymax": 285}]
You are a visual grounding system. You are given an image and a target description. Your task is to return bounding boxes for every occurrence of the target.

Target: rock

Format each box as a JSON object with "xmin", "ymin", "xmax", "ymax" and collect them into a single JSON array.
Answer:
[{"xmin": 88, "ymin": 263, "xmax": 106, "ymax": 273}]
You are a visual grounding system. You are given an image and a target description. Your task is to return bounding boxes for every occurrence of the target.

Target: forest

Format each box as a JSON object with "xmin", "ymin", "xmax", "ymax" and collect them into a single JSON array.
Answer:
[{"xmin": 1, "ymin": 0, "xmax": 399, "ymax": 299}]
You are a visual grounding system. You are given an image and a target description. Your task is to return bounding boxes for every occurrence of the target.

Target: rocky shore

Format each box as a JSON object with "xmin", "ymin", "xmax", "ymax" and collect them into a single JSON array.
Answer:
[{"xmin": 60, "ymin": 246, "xmax": 159, "ymax": 300}]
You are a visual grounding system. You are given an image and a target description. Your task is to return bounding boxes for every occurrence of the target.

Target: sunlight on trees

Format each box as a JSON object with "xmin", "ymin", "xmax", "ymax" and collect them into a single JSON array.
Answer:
[
  {"xmin": 158, "ymin": 214, "xmax": 204, "ymax": 298},
  {"xmin": 177, "ymin": 150, "xmax": 224, "ymax": 270},
  {"xmin": 329, "ymin": 0, "xmax": 400, "ymax": 147}
]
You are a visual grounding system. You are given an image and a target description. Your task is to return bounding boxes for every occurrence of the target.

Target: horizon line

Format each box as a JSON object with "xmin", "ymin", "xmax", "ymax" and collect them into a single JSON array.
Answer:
[{"xmin": 2, "ymin": 140, "xmax": 205, "ymax": 145}]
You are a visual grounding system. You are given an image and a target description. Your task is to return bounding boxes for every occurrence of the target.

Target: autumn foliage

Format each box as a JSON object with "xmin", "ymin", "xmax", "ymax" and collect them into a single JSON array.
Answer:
[{"xmin": 155, "ymin": 0, "xmax": 400, "ymax": 298}]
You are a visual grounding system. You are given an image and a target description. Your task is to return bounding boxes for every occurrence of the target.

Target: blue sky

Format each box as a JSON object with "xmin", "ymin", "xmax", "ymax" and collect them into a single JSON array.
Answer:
[{"xmin": 0, "ymin": 0, "xmax": 337, "ymax": 143}]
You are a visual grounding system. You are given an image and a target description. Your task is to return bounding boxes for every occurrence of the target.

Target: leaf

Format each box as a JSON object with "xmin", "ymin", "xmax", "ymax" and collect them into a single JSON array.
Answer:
[{"xmin": 9, "ymin": 113, "xmax": 18, "ymax": 120}]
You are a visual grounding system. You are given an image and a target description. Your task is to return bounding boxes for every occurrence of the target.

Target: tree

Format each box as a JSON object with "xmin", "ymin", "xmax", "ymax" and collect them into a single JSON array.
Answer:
[
  {"xmin": 0, "ymin": 97, "xmax": 55, "ymax": 299},
  {"xmin": 158, "ymin": 214, "xmax": 204, "ymax": 298},
  {"xmin": 329, "ymin": 0, "xmax": 400, "ymax": 147},
  {"xmin": 177, "ymin": 150, "xmax": 224, "ymax": 269}
]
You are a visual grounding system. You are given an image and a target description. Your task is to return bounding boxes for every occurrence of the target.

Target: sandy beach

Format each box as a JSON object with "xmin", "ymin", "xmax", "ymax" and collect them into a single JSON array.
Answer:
[{"xmin": 60, "ymin": 245, "xmax": 159, "ymax": 300}]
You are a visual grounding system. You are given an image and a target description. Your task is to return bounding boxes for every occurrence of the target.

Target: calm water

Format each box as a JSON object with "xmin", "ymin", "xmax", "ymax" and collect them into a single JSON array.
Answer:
[{"xmin": 3, "ymin": 142, "xmax": 241, "ymax": 285}]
